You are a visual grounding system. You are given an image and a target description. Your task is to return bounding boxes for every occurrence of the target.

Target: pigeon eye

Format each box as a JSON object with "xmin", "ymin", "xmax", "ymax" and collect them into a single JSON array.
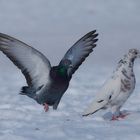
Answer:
[{"xmin": 64, "ymin": 59, "xmax": 71, "ymax": 65}]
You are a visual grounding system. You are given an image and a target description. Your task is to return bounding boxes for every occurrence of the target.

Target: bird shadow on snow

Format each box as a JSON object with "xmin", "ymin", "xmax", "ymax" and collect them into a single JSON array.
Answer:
[{"xmin": 103, "ymin": 110, "xmax": 140, "ymax": 121}]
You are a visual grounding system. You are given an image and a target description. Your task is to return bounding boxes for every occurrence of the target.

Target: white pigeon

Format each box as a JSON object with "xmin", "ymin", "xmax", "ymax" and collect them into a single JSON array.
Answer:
[{"xmin": 83, "ymin": 49, "xmax": 140, "ymax": 120}]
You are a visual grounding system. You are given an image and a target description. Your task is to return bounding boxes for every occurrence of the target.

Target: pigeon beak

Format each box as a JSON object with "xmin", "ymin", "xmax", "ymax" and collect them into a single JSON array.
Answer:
[{"xmin": 69, "ymin": 64, "xmax": 73, "ymax": 68}]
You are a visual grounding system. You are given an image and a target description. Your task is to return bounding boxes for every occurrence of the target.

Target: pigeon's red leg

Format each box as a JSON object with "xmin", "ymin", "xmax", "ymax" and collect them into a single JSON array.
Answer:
[
  {"xmin": 111, "ymin": 115, "xmax": 119, "ymax": 121},
  {"xmin": 118, "ymin": 112, "xmax": 130, "ymax": 119},
  {"xmin": 43, "ymin": 103, "xmax": 49, "ymax": 112}
]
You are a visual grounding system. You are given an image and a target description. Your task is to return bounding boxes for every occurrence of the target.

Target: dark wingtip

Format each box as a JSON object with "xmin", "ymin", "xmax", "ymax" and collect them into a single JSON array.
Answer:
[
  {"xmin": 82, "ymin": 109, "xmax": 100, "ymax": 117},
  {"xmin": 93, "ymin": 38, "xmax": 98, "ymax": 43},
  {"xmin": 83, "ymin": 30, "xmax": 98, "ymax": 42},
  {"xmin": 90, "ymin": 30, "xmax": 97, "ymax": 35},
  {"xmin": 82, "ymin": 114, "xmax": 90, "ymax": 117},
  {"xmin": 93, "ymin": 33, "xmax": 99, "ymax": 38},
  {"xmin": 82, "ymin": 112, "xmax": 94, "ymax": 117},
  {"xmin": 92, "ymin": 30, "xmax": 96, "ymax": 33},
  {"xmin": 89, "ymin": 30, "xmax": 99, "ymax": 41},
  {"xmin": 85, "ymin": 30, "xmax": 97, "ymax": 36}
]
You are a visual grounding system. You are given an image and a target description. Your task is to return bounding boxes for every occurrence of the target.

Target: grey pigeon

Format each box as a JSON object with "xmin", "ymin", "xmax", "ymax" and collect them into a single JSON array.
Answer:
[
  {"xmin": 83, "ymin": 49, "xmax": 140, "ymax": 120},
  {"xmin": 0, "ymin": 30, "xmax": 98, "ymax": 111}
]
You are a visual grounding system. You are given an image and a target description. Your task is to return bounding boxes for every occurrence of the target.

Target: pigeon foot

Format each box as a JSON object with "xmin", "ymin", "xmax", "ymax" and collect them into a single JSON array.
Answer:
[
  {"xmin": 43, "ymin": 103, "xmax": 49, "ymax": 112},
  {"xmin": 111, "ymin": 115, "xmax": 119, "ymax": 121},
  {"xmin": 118, "ymin": 112, "xmax": 130, "ymax": 119},
  {"xmin": 111, "ymin": 113, "xmax": 130, "ymax": 121}
]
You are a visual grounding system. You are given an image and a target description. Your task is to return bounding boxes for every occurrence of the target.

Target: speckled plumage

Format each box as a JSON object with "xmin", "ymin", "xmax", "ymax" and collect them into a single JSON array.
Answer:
[{"xmin": 83, "ymin": 49, "xmax": 140, "ymax": 119}]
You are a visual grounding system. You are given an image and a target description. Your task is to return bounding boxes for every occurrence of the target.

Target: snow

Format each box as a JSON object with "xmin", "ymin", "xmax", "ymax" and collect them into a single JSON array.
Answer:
[{"xmin": 0, "ymin": 66, "xmax": 140, "ymax": 140}]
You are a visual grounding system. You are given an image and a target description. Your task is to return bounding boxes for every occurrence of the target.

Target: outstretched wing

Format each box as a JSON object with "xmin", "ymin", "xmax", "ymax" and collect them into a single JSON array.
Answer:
[
  {"xmin": 0, "ymin": 33, "xmax": 51, "ymax": 88},
  {"xmin": 60, "ymin": 30, "xmax": 98, "ymax": 77},
  {"xmin": 83, "ymin": 76, "xmax": 121, "ymax": 116}
]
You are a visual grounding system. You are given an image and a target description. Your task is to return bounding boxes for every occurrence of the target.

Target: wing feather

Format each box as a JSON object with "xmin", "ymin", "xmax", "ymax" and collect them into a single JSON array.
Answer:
[
  {"xmin": 0, "ymin": 33, "xmax": 51, "ymax": 88},
  {"xmin": 60, "ymin": 30, "xmax": 98, "ymax": 76}
]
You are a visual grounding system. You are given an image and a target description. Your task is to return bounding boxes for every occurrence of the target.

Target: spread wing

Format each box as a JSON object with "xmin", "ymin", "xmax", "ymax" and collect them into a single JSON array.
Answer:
[
  {"xmin": 60, "ymin": 30, "xmax": 98, "ymax": 77},
  {"xmin": 0, "ymin": 33, "xmax": 51, "ymax": 88}
]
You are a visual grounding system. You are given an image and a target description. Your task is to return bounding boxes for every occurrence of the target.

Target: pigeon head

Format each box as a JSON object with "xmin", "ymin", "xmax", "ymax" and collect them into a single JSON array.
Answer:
[
  {"xmin": 128, "ymin": 49, "xmax": 140, "ymax": 60},
  {"xmin": 58, "ymin": 59, "xmax": 72, "ymax": 76}
]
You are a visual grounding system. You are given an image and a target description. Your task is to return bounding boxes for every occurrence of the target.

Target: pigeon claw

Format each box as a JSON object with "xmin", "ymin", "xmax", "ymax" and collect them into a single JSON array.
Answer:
[
  {"xmin": 118, "ymin": 112, "xmax": 130, "ymax": 119},
  {"xmin": 43, "ymin": 103, "xmax": 49, "ymax": 112},
  {"xmin": 111, "ymin": 115, "xmax": 119, "ymax": 121},
  {"xmin": 111, "ymin": 113, "xmax": 130, "ymax": 121}
]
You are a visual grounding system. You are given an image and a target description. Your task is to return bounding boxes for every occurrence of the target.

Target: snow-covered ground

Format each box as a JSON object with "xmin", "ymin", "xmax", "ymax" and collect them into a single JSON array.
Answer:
[{"xmin": 0, "ymin": 66, "xmax": 140, "ymax": 140}]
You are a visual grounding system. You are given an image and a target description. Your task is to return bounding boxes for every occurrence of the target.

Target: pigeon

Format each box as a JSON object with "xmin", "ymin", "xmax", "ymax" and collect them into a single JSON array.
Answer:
[
  {"xmin": 83, "ymin": 49, "xmax": 140, "ymax": 120},
  {"xmin": 0, "ymin": 30, "xmax": 98, "ymax": 111}
]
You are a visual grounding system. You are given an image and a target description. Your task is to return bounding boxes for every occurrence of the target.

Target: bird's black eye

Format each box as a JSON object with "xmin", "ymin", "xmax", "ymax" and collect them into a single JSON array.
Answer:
[
  {"xmin": 63, "ymin": 59, "xmax": 71, "ymax": 65},
  {"xmin": 135, "ymin": 52, "xmax": 138, "ymax": 55}
]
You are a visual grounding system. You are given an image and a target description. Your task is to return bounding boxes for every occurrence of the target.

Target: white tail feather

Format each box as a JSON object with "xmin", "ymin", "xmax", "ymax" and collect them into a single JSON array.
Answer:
[{"xmin": 83, "ymin": 100, "xmax": 108, "ymax": 116}]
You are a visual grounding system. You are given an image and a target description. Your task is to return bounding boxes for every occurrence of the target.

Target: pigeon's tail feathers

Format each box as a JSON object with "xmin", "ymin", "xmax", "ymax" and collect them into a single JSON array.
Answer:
[
  {"xmin": 20, "ymin": 85, "xmax": 44, "ymax": 95},
  {"xmin": 20, "ymin": 86, "xmax": 33, "ymax": 95},
  {"xmin": 82, "ymin": 99, "xmax": 108, "ymax": 116},
  {"xmin": 20, "ymin": 86, "xmax": 37, "ymax": 99}
]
